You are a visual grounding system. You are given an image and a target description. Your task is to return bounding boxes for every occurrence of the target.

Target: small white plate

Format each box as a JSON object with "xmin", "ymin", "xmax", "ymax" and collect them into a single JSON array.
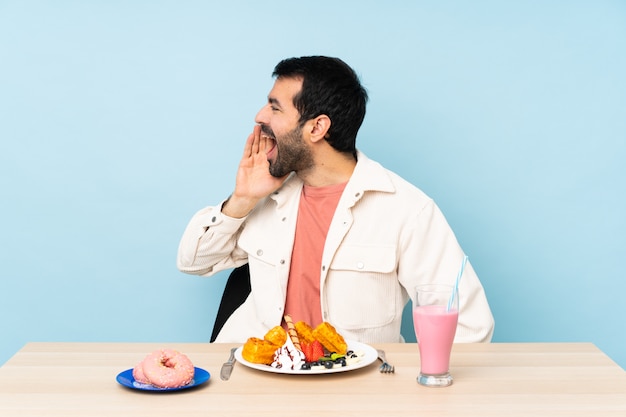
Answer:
[{"xmin": 234, "ymin": 340, "xmax": 377, "ymax": 375}]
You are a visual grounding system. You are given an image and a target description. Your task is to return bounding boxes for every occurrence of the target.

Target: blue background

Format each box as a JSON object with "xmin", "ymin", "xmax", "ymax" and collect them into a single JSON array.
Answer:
[{"xmin": 1, "ymin": 1, "xmax": 625, "ymax": 368}]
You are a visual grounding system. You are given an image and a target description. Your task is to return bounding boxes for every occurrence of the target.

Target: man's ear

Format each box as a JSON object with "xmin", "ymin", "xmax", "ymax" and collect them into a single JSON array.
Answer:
[{"xmin": 308, "ymin": 115, "xmax": 331, "ymax": 143}]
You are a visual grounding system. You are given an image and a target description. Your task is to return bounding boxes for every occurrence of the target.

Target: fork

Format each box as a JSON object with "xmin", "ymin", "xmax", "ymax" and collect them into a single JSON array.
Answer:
[{"xmin": 377, "ymin": 349, "xmax": 394, "ymax": 373}]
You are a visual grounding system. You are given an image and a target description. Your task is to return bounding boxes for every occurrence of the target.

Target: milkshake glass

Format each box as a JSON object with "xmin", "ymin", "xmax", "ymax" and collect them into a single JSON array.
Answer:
[{"xmin": 413, "ymin": 284, "xmax": 458, "ymax": 387}]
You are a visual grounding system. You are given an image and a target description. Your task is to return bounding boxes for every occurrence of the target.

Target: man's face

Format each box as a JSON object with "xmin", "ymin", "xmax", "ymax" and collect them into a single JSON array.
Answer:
[{"xmin": 255, "ymin": 77, "xmax": 314, "ymax": 177}]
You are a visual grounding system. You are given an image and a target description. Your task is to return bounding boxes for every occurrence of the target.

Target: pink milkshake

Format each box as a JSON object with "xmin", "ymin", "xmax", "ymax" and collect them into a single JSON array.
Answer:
[
  {"xmin": 413, "ymin": 305, "xmax": 458, "ymax": 374},
  {"xmin": 413, "ymin": 284, "xmax": 459, "ymax": 387}
]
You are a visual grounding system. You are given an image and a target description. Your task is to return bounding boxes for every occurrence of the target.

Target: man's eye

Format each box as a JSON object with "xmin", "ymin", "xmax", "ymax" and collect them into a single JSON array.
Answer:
[{"xmin": 270, "ymin": 106, "xmax": 279, "ymax": 112}]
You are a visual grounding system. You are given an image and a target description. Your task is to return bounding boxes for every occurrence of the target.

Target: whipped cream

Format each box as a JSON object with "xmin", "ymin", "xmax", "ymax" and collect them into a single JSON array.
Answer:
[
  {"xmin": 345, "ymin": 350, "xmax": 365, "ymax": 366},
  {"xmin": 271, "ymin": 337, "xmax": 305, "ymax": 370}
]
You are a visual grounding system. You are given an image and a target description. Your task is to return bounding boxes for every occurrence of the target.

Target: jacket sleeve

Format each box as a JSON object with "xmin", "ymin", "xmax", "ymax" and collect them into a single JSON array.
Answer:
[
  {"xmin": 398, "ymin": 199, "xmax": 495, "ymax": 343},
  {"xmin": 176, "ymin": 201, "xmax": 248, "ymax": 276}
]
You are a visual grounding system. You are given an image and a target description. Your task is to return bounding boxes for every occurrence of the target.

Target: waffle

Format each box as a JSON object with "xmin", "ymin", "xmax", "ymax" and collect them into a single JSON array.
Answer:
[
  {"xmin": 241, "ymin": 326, "xmax": 287, "ymax": 365},
  {"xmin": 312, "ymin": 322, "xmax": 348, "ymax": 355},
  {"xmin": 294, "ymin": 321, "xmax": 316, "ymax": 344}
]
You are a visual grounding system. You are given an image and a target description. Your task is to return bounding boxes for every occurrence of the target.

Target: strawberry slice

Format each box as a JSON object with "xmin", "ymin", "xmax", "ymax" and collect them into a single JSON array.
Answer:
[
  {"xmin": 310, "ymin": 340, "xmax": 325, "ymax": 362},
  {"xmin": 301, "ymin": 342, "xmax": 314, "ymax": 362}
]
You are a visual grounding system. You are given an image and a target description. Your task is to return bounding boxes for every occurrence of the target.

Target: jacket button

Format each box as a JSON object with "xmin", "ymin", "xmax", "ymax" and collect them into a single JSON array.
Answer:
[
  {"xmin": 211, "ymin": 216, "xmax": 217, "ymax": 223},
  {"xmin": 257, "ymin": 249, "xmax": 263, "ymax": 256},
  {"xmin": 357, "ymin": 262, "xmax": 364, "ymax": 269}
]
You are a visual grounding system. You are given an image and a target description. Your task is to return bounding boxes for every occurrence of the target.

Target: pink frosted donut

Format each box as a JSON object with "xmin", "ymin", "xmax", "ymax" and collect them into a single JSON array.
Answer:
[
  {"xmin": 132, "ymin": 361, "xmax": 150, "ymax": 384},
  {"xmin": 139, "ymin": 349, "xmax": 195, "ymax": 388}
]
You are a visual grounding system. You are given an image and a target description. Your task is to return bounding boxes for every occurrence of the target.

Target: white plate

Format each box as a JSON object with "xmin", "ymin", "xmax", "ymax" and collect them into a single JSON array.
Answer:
[{"xmin": 234, "ymin": 340, "xmax": 377, "ymax": 375}]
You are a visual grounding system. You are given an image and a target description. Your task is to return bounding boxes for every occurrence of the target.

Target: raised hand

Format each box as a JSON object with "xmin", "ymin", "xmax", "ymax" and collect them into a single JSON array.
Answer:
[{"xmin": 222, "ymin": 125, "xmax": 289, "ymax": 218}]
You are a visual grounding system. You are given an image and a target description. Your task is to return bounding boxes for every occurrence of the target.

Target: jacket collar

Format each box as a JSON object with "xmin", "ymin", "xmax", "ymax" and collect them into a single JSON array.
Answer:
[{"xmin": 349, "ymin": 150, "xmax": 396, "ymax": 193}]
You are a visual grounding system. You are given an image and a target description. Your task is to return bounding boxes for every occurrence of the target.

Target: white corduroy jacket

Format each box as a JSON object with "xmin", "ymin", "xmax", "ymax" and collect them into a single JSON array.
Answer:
[{"xmin": 177, "ymin": 152, "xmax": 494, "ymax": 343}]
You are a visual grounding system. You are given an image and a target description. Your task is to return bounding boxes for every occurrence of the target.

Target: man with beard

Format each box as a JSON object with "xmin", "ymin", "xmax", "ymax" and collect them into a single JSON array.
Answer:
[{"xmin": 177, "ymin": 56, "xmax": 494, "ymax": 345}]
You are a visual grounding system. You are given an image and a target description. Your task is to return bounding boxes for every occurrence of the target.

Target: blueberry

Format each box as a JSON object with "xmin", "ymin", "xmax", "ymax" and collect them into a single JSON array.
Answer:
[
  {"xmin": 323, "ymin": 361, "xmax": 334, "ymax": 369},
  {"xmin": 300, "ymin": 363, "xmax": 311, "ymax": 370}
]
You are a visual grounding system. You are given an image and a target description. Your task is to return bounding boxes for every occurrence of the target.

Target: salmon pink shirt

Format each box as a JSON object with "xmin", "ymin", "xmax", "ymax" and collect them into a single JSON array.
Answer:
[{"xmin": 284, "ymin": 182, "xmax": 347, "ymax": 327}]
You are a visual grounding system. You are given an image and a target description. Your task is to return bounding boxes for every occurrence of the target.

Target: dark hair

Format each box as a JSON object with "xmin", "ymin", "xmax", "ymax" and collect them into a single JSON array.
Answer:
[{"xmin": 272, "ymin": 56, "xmax": 368, "ymax": 157}]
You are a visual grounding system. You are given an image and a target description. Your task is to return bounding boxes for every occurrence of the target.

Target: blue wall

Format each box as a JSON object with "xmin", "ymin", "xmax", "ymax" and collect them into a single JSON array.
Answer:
[{"xmin": 2, "ymin": 1, "xmax": 625, "ymax": 368}]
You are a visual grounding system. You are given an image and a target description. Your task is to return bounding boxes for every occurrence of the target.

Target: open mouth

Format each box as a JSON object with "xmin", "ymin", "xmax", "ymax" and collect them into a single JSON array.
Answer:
[
  {"xmin": 259, "ymin": 125, "xmax": 277, "ymax": 159},
  {"xmin": 261, "ymin": 134, "xmax": 277, "ymax": 159}
]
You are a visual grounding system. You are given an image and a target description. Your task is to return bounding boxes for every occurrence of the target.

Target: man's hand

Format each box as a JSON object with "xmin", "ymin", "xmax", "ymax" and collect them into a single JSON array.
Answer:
[{"xmin": 222, "ymin": 125, "xmax": 288, "ymax": 218}]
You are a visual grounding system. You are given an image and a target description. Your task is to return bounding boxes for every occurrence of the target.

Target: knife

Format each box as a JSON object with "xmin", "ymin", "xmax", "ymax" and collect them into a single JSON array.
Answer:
[{"xmin": 220, "ymin": 347, "xmax": 238, "ymax": 381}]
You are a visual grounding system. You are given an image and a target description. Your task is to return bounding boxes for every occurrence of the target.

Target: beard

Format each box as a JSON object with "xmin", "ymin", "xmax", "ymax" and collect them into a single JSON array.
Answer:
[{"xmin": 262, "ymin": 123, "xmax": 314, "ymax": 178}]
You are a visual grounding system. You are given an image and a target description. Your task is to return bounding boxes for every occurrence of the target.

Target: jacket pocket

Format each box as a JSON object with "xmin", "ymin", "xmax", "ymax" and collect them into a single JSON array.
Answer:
[
  {"xmin": 326, "ymin": 244, "xmax": 400, "ymax": 329},
  {"xmin": 330, "ymin": 244, "xmax": 396, "ymax": 273},
  {"xmin": 239, "ymin": 235, "xmax": 285, "ymax": 328}
]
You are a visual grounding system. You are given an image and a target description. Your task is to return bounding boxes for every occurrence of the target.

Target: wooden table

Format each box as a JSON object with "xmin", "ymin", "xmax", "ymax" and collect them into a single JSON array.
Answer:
[{"xmin": 1, "ymin": 342, "xmax": 625, "ymax": 416}]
